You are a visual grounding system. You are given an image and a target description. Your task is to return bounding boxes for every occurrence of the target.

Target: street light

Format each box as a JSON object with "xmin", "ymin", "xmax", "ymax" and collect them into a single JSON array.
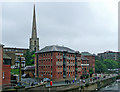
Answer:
[
  {"xmin": 17, "ymin": 53, "xmax": 23, "ymax": 82},
  {"xmin": 19, "ymin": 55, "xmax": 22, "ymax": 82}
]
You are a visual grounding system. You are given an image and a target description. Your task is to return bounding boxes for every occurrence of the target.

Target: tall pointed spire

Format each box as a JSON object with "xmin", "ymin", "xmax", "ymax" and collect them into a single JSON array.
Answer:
[
  {"xmin": 29, "ymin": 4, "xmax": 39, "ymax": 52},
  {"xmin": 32, "ymin": 4, "xmax": 37, "ymax": 38}
]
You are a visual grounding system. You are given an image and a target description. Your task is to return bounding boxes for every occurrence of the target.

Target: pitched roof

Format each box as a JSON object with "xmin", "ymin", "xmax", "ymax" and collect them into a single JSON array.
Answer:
[
  {"xmin": 36, "ymin": 45, "xmax": 78, "ymax": 54},
  {"xmin": 22, "ymin": 66, "xmax": 35, "ymax": 71},
  {"xmin": 81, "ymin": 52, "xmax": 93, "ymax": 56},
  {"xmin": 81, "ymin": 55, "xmax": 88, "ymax": 60},
  {"xmin": 3, "ymin": 53, "xmax": 11, "ymax": 59}
]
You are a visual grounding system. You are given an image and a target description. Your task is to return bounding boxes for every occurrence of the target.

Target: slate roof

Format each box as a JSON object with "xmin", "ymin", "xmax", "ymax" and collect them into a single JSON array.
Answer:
[
  {"xmin": 81, "ymin": 52, "xmax": 93, "ymax": 56},
  {"xmin": 3, "ymin": 53, "xmax": 11, "ymax": 59},
  {"xmin": 36, "ymin": 45, "xmax": 78, "ymax": 54},
  {"xmin": 81, "ymin": 55, "xmax": 88, "ymax": 60},
  {"xmin": 22, "ymin": 66, "xmax": 35, "ymax": 71}
]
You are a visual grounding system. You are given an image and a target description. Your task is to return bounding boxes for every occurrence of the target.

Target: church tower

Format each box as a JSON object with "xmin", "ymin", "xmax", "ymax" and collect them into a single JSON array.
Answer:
[{"xmin": 29, "ymin": 5, "xmax": 39, "ymax": 52}]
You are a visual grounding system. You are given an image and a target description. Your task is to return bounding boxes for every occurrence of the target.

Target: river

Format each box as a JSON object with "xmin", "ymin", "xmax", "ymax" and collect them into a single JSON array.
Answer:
[{"xmin": 99, "ymin": 80, "xmax": 120, "ymax": 92}]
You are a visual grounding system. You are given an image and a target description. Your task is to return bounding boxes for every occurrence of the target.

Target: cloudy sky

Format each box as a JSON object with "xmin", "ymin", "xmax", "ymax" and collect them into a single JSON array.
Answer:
[{"xmin": 1, "ymin": 1, "xmax": 118, "ymax": 54}]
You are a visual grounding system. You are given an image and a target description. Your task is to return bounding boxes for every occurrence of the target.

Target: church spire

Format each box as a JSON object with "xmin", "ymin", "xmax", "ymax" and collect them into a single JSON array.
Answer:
[
  {"xmin": 32, "ymin": 4, "xmax": 37, "ymax": 38},
  {"xmin": 29, "ymin": 4, "xmax": 39, "ymax": 52}
]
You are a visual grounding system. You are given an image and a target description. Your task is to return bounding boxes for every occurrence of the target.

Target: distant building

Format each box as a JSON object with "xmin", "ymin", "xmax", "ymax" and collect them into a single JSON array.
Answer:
[
  {"xmin": 81, "ymin": 52, "xmax": 95, "ymax": 73},
  {"xmin": 0, "ymin": 44, "xmax": 11, "ymax": 91},
  {"xmin": 29, "ymin": 5, "xmax": 39, "ymax": 52},
  {"xmin": 22, "ymin": 66, "xmax": 35, "ymax": 78},
  {"xmin": 35, "ymin": 45, "xmax": 89, "ymax": 80},
  {"xmin": 3, "ymin": 47, "xmax": 28, "ymax": 66},
  {"xmin": 97, "ymin": 51, "xmax": 120, "ymax": 61}
]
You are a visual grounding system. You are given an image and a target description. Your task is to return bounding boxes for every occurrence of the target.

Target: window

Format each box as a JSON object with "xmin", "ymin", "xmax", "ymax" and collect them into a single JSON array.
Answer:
[
  {"xmin": 34, "ymin": 41, "xmax": 36, "ymax": 45},
  {"xmin": 3, "ymin": 72, "xmax": 4, "ymax": 79},
  {"xmin": 34, "ymin": 47, "xmax": 36, "ymax": 51}
]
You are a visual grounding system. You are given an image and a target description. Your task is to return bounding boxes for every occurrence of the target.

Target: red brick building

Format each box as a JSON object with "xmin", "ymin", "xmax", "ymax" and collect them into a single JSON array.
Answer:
[
  {"xmin": 35, "ymin": 45, "xmax": 89, "ymax": 80},
  {"xmin": 81, "ymin": 52, "xmax": 95, "ymax": 74},
  {"xmin": 0, "ymin": 44, "xmax": 11, "ymax": 91}
]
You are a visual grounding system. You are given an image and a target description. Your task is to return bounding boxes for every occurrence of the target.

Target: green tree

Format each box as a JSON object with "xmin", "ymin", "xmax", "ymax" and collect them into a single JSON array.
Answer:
[
  {"xmin": 95, "ymin": 60, "xmax": 107, "ymax": 73},
  {"xmin": 103, "ymin": 59, "xmax": 118, "ymax": 69},
  {"xmin": 24, "ymin": 50, "xmax": 35, "ymax": 65}
]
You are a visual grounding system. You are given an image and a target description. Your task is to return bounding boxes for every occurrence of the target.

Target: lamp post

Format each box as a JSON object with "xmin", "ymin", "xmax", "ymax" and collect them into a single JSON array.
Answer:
[
  {"xmin": 17, "ymin": 53, "xmax": 23, "ymax": 82},
  {"xmin": 19, "ymin": 55, "xmax": 22, "ymax": 82}
]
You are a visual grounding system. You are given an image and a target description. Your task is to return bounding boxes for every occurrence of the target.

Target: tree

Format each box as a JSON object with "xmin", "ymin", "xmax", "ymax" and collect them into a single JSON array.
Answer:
[
  {"xmin": 89, "ymin": 68, "xmax": 94, "ymax": 77},
  {"xmin": 95, "ymin": 60, "xmax": 107, "ymax": 73},
  {"xmin": 103, "ymin": 59, "xmax": 118, "ymax": 69},
  {"xmin": 24, "ymin": 50, "xmax": 35, "ymax": 65}
]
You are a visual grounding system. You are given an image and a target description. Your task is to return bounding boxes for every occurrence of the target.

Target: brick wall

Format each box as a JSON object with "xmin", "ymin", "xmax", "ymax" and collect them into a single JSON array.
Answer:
[
  {"xmin": 0, "ymin": 46, "xmax": 3, "ymax": 87},
  {"xmin": 2, "ymin": 65, "xmax": 11, "ymax": 85},
  {"xmin": 84, "ymin": 56, "xmax": 95, "ymax": 73}
]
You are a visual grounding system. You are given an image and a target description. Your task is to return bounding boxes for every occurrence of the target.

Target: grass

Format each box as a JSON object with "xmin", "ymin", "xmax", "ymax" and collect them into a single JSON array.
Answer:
[{"xmin": 11, "ymin": 69, "xmax": 19, "ymax": 75}]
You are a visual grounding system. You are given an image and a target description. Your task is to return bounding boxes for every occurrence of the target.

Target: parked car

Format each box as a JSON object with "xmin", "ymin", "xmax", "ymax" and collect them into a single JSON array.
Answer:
[
  {"xmin": 14, "ymin": 82, "xmax": 25, "ymax": 89},
  {"xmin": 43, "ymin": 78, "xmax": 50, "ymax": 82}
]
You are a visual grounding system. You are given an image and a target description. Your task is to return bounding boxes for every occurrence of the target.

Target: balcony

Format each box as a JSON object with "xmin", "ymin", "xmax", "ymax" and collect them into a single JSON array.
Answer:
[{"xmin": 81, "ymin": 64, "xmax": 89, "ymax": 66}]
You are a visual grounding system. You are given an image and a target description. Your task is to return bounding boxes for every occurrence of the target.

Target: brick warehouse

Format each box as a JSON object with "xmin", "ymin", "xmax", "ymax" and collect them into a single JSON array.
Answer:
[
  {"xmin": 0, "ymin": 44, "xmax": 11, "ymax": 91},
  {"xmin": 81, "ymin": 52, "xmax": 95, "ymax": 74},
  {"xmin": 35, "ymin": 45, "xmax": 90, "ymax": 80}
]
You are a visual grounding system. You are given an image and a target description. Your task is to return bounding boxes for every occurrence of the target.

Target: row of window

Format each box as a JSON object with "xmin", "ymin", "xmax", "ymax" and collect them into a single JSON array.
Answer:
[
  {"xmin": 66, "ymin": 72, "xmax": 74, "ymax": 74},
  {"xmin": 82, "ymin": 61, "xmax": 88, "ymax": 64},
  {"xmin": 58, "ymin": 53, "xmax": 75, "ymax": 57},
  {"xmin": 82, "ymin": 67, "xmax": 89, "ymax": 70},
  {"xmin": 40, "ymin": 66, "xmax": 52, "ymax": 69},
  {"xmin": 40, "ymin": 53, "xmax": 53, "ymax": 57},
  {"xmin": 39, "ymin": 59, "xmax": 52, "ymax": 62},
  {"xmin": 39, "ymin": 59, "xmax": 84, "ymax": 63},
  {"xmin": 39, "ymin": 52, "xmax": 77, "ymax": 58},
  {"xmin": 40, "ymin": 72, "xmax": 52, "ymax": 75},
  {"xmin": 4, "ymin": 49, "xmax": 24, "ymax": 52}
]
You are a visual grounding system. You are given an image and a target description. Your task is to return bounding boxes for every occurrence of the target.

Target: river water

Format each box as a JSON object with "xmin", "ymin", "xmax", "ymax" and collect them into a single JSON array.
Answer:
[{"xmin": 99, "ymin": 80, "xmax": 120, "ymax": 92}]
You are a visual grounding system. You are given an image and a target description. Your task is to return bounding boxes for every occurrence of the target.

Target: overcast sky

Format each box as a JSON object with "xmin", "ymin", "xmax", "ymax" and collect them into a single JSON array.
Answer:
[{"xmin": 1, "ymin": 1, "xmax": 118, "ymax": 54}]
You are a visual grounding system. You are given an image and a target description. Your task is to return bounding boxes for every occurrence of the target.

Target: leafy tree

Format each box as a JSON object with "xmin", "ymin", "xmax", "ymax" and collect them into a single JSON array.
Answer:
[
  {"xmin": 89, "ymin": 68, "xmax": 94, "ymax": 77},
  {"xmin": 103, "ymin": 59, "xmax": 118, "ymax": 69},
  {"xmin": 95, "ymin": 60, "xmax": 107, "ymax": 73},
  {"xmin": 24, "ymin": 50, "xmax": 35, "ymax": 65}
]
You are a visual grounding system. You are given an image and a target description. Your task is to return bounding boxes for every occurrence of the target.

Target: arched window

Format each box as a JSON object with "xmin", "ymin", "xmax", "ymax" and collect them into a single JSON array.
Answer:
[
  {"xmin": 34, "ymin": 41, "xmax": 36, "ymax": 45},
  {"xmin": 34, "ymin": 47, "xmax": 36, "ymax": 51}
]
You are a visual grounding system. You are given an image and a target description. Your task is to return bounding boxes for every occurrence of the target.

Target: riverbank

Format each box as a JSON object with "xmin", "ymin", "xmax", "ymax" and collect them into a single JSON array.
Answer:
[{"xmin": 2, "ymin": 75, "xmax": 119, "ymax": 92}]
